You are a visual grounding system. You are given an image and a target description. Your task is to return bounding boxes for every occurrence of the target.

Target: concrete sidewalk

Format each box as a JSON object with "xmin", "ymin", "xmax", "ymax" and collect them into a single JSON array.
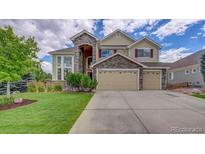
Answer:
[{"xmin": 69, "ymin": 91, "xmax": 205, "ymax": 134}]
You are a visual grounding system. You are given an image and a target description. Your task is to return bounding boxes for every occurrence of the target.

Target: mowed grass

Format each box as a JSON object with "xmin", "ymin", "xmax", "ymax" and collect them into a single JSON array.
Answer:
[
  {"xmin": 192, "ymin": 94, "xmax": 205, "ymax": 99},
  {"xmin": 0, "ymin": 92, "xmax": 93, "ymax": 134}
]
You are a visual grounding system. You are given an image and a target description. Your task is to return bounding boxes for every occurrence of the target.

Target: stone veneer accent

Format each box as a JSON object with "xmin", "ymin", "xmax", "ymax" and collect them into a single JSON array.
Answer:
[
  {"xmin": 161, "ymin": 69, "xmax": 167, "ymax": 90},
  {"xmin": 93, "ymin": 54, "xmax": 143, "ymax": 90},
  {"xmin": 72, "ymin": 33, "xmax": 97, "ymax": 74}
]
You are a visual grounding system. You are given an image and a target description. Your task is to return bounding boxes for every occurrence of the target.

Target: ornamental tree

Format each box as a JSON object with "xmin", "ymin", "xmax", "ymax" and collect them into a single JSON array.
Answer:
[
  {"xmin": 0, "ymin": 26, "xmax": 40, "ymax": 97},
  {"xmin": 200, "ymin": 52, "xmax": 205, "ymax": 82}
]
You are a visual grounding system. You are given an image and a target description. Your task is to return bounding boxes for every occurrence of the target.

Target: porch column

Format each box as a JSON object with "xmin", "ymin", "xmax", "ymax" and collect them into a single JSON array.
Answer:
[{"xmin": 74, "ymin": 47, "xmax": 80, "ymax": 73}]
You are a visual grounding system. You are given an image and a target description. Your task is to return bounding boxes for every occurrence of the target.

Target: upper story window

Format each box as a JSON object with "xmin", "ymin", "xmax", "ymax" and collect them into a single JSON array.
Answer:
[
  {"xmin": 64, "ymin": 57, "xmax": 72, "ymax": 68},
  {"xmin": 57, "ymin": 56, "xmax": 61, "ymax": 67},
  {"xmin": 135, "ymin": 48, "xmax": 153, "ymax": 58},
  {"xmin": 100, "ymin": 49, "xmax": 116, "ymax": 58}
]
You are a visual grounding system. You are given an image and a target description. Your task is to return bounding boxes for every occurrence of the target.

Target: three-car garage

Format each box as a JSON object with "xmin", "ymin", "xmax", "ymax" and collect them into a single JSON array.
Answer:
[{"xmin": 96, "ymin": 68, "xmax": 162, "ymax": 90}]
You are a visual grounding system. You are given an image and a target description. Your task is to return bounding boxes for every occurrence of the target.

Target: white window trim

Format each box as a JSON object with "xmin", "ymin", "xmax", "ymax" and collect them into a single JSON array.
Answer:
[
  {"xmin": 56, "ymin": 55, "xmax": 74, "ymax": 80},
  {"xmin": 185, "ymin": 69, "xmax": 190, "ymax": 75},
  {"xmin": 168, "ymin": 72, "xmax": 174, "ymax": 80}
]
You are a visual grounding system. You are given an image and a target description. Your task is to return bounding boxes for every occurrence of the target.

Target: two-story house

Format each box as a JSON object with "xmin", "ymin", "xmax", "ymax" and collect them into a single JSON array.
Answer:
[{"xmin": 49, "ymin": 29, "xmax": 170, "ymax": 90}]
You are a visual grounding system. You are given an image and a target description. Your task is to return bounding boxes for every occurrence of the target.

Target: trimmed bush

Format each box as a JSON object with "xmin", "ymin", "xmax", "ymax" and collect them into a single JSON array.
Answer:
[
  {"xmin": 47, "ymin": 85, "xmax": 53, "ymax": 92},
  {"xmin": 89, "ymin": 79, "xmax": 98, "ymax": 89},
  {"xmin": 66, "ymin": 73, "xmax": 98, "ymax": 92},
  {"xmin": 37, "ymin": 86, "xmax": 45, "ymax": 92},
  {"xmin": 80, "ymin": 74, "xmax": 91, "ymax": 89},
  {"xmin": 27, "ymin": 84, "xmax": 36, "ymax": 92},
  {"xmin": 54, "ymin": 85, "xmax": 62, "ymax": 92},
  {"xmin": 66, "ymin": 73, "xmax": 82, "ymax": 88}
]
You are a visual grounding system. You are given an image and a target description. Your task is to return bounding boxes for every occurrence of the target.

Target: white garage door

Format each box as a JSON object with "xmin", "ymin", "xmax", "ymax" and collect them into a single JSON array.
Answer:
[{"xmin": 97, "ymin": 69, "xmax": 139, "ymax": 90}]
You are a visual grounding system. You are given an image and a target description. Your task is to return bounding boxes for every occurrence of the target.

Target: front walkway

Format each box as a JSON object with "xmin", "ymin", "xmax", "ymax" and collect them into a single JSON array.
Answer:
[{"xmin": 69, "ymin": 90, "xmax": 205, "ymax": 134}]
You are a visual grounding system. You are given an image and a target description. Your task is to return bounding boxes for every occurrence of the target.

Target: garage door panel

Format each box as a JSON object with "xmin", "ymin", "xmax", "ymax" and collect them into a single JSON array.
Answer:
[
  {"xmin": 97, "ymin": 70, "xmax": 138, "ymax": 90},
  {"xmin": 143, "ymin": 71, "xmax": 161, "ymax": 90}
]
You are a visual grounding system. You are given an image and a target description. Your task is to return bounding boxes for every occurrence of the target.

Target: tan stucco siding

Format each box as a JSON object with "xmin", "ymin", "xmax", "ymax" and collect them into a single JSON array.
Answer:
[
  {"xmin": 143, "ymin": 70, "xmax": 161, "ymax": 90},
  {"xmin": 129, "ymin": 39, "xmax": 160, "ymax": 62},
  {"xmin": 100, "ymin": 31, "xmax": 134, "ymax": 46},
  {"xmin": 97, "ymin": 69, "xmax": 139, "ymax": 90}
]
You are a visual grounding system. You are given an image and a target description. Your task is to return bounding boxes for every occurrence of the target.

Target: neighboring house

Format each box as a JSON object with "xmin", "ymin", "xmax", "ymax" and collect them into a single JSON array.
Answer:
[
  {"xmin": 49, "ymin": 29, "xmax": 170, "ymax": 90},
  {"xmin": 168, "ymin": 49, "xmax": 205, "ymax": 86}
]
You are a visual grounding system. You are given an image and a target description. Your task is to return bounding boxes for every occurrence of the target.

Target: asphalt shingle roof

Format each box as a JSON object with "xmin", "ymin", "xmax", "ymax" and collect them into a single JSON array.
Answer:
[
  {"xmin": 169, "ymin": 49, "xmax": 205, "ymax": 69},
  {"xmin": 49, "ymin": 47, "xmax": 75, "ymax": 54}
]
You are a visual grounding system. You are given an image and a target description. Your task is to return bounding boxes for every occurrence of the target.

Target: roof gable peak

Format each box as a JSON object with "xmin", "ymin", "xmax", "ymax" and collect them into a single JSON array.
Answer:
[
  {"xmin": 128, "ymin": 36, "xmax": 162, "ymax": 48},
  {"xmin": 101, "ymin": 29, "xmax": 136, "ymax": 42},
  {"xmin": 70, "ymin": 29, "xmax": 98, "ymax": 41}
]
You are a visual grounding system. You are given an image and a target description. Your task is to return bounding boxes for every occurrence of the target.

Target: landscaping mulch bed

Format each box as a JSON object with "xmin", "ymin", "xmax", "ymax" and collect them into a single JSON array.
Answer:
[{"xmin": 0, "ymin": 99, "xmax": 37, "ymax": 111}]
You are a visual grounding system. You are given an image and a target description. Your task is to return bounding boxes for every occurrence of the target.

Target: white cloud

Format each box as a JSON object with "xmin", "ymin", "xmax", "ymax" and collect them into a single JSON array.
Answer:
[
  {"xmin": 102, "ymin": 19, "xmax": 160, "ymax": 35},
  {"xmin": 139, "ymin": 31, "xmax": 147, "ymax": 36},
  {"xmin": 0, "ymin": 19, "xmax": 97, "ymax": 58},
  {"xmin": 152, "ymin": 19, "xmax": 201, "ymax": 39},
  {"xmin": 191, "ymin": 36, "xmax": 198, "ymax": 39},
  {"xmin": 160, "ymin": 47, "xmax": 192, "ymax": 62},
  {"xmin": 161, "ymin": 42, "xmax": 172, "ymax": 47},
  {"xmin": 197, "ymin": 32, "xmax": 202, "ymax": 36},
  {"xmin": 202, "ymin": 45, "xmax": 205, "ymax": 49},
  {"xmin": 202, "ymin": 25, "xmax": 205, "ymax": 36},
  {"xmin": 41, "ymin": 61, "xmax": 52, "ymax": 74}
]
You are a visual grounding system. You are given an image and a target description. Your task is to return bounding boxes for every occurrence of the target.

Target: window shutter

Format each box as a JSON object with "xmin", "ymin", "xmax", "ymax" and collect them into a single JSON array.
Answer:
[
  {"xmin": 135, "ymin": 49, "xmax": 138, "ymax": 58},
  {"xmin": 99, "ymin": 49, "xmax": 101, "ymax": 58},
  {"xmin": 150, "ymin": 49, "xmax": 153, "ymax": 58}
]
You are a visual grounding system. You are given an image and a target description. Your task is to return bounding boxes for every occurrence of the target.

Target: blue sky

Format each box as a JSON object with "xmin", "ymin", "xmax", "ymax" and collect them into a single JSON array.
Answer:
[{"xmin": 0, "ymin": 19, "xmax": 204, "ymax": 73}]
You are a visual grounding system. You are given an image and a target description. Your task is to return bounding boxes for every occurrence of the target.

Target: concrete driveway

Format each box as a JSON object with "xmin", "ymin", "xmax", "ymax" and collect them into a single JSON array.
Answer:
[{"xmin": 69, "ymin": 91, "xmax": 205, "ymax": 134}]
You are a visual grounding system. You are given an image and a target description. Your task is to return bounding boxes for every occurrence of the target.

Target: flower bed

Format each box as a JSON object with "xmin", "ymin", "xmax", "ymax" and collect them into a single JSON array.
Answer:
[{"xmin": 0, "ymin": 99, "xmax": 36, "ymax": 111}]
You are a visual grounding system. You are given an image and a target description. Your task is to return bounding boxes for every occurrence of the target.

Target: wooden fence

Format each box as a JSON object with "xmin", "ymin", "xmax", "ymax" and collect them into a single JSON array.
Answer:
[
  {"xmin": 28, "ymin": 81, "xmax": 66, "ymax": 88},
  {"xmin": 0, "ymin": 80, "xmax": 67, "ymax": 95}
]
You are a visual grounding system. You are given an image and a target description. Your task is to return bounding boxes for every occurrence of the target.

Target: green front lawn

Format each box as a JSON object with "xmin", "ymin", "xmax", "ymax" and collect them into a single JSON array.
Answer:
[
  {"xmin": 192, "ymin": 94, "xmax": 205, "ymax": 99},
  {"xmin": 0, "ymin": 92, "xmax": 93, "ymax": 134}
]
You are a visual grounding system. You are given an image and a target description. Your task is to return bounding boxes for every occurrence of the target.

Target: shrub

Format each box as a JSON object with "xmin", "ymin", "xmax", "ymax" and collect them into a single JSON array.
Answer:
[
  {"xmin": 80, "ymin": 74, "xmax": 91, "ymax": 89},
  {"xmin": 0, "ymin": 96, "xmax": 15, "ymax": 105},
  {"xmin": 54, "ymin": 85, "xmax": 62, "ymax": 92},
  {"xmin": 89, "ymin": 79, "xmax": 98, "ymax": 89},
  {"xmin": 27, "ymin": 84, "xmax": 36, "ymax": 92},
  {"xmin": 47, "ymin": 85, "xmax": 53, "ymax": 92},
  {"xmin": 37, "ymin": 86, "xmax": 45, "ymax": 92},
  {"xmin": 66, "ymin": 73, "xmax": 82, "ymax": 88}
]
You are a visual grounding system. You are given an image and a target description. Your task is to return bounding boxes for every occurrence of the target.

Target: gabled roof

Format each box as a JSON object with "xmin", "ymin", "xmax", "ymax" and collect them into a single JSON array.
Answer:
[
  {"xmin": 49, "ymin": 47, "xmax": 75, "ymax": 55},
  {"xmin": 170, "ymin": 49, "xmax": 205, "ymax": 69},
  {"xmin": 90, "ymin": 52, "xmax": 147, "ymax": 68},
  {"xmin": 128, "ymin": 36, "xmax": 162, "ymax": 49},
  {"xmin": 100, "ymin": 29, "xmax": 136, "ymax": 43},
  {"xmin": 70, "ymin": 30, "xmax": 98, "ymax": 41}
]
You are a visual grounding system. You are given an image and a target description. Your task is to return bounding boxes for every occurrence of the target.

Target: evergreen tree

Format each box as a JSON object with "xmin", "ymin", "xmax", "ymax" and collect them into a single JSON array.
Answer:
[{"xmin": 200, "ymin": 52, "xmax": 205, "ymax": 82}]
